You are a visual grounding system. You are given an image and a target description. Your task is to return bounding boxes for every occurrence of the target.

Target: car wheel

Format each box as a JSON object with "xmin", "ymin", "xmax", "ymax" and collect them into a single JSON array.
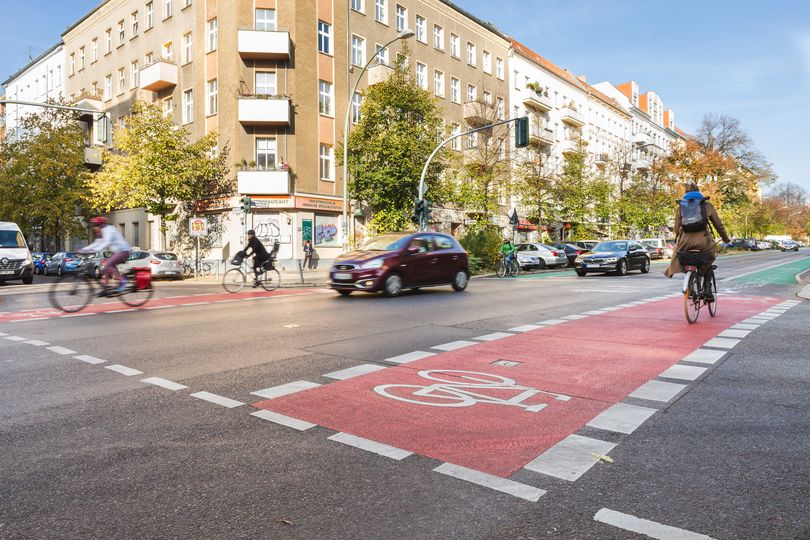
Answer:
[
  {"xmin": 616, "ymin": 259, "xmax": 627, "ymax": 276},
  {"xmin": 536, "ymin": 259, "xmax": 546, "ymax": 269},
  {"xmin": 452, "ymin": 269, "xmax": 468, "ymax": 292},
  {"xmin": 382, "ymin": 273, "xmax": 403, "ymax": 297},
  {"xmin": 640, "ymin": 257, "xmax": 651, "ymax": 274},
  {"xmin": 33, "ymin": 267, "xmax": 40, "ymax": 275},
  {"xmin": 43, "ymin": 267, "xmax": 48, "ymax": 276},
  {"xmin": 22, "ymin": 275, "xmax": 33, "ymax": 285},
  {"xmin": 575, "ymin": 269, "xmax": 587, "ymax": 277},
  {"xmin": 338, "ymin": 290, "xmax": 352, "ymax": 297},
  {"xmin": 93, "ymin": 266, "xmax": 101, "ymax": 279},
  {"xmin": 57, "ymin": 265, "xmax": 63, "ymax": 277}
]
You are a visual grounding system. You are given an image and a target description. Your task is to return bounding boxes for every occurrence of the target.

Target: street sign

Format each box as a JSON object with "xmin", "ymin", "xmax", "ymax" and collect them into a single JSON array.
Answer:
[
  {"xmin": 509, "ymin": 209, "xmax": 519, "ymax": 227},
  {"xmin": 302, "ymin": 219, "xmax": 313, "ymax": 243},
  {"xmin": 189, "ymin": 217, "xmax": 208, "ymax": 237}
]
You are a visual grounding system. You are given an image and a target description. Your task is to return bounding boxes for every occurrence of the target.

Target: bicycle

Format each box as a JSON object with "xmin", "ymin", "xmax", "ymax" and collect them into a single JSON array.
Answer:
[
  {"xmin": 48, "ymin": 254, "xmax": 154, "ymax": 313},
  {"xmin": 496, "ymin": 253, "xmax": 520, "ymax": 278},
  {"xmin": 183, "ymin": 260, "xmax": 212, "ymax": 277},
  {"xmin": 679, "ymin": 250, "xmax": 718, "ymax": 324},
  {"xmin": 222, "ymin": 255, "xmax": 281, "ymax": 293}
]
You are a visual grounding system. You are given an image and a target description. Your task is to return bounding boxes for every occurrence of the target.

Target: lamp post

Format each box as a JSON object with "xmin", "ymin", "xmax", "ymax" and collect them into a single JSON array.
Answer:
[{"xmin": 341, "ymin": 29, "xmax": 414, "ymax": 252}]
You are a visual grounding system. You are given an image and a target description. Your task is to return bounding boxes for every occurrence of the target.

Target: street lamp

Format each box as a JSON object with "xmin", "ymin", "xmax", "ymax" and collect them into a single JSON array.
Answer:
[{"xmin": 341, "ymin": 29, "xmax": 415, "ymax": 251}]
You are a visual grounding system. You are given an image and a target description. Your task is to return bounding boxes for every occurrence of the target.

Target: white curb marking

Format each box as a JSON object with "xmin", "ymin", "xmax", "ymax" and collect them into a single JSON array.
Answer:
[
  {"xmin": 594, "ymin": 508, "xmax": 714, "ymax": 540},
  {"xmin": 537, "ymin": 319, "xmax": 567, "ymax": 325},
  {"xmin": 61, "ymin": 313, "xmax": 96, "ymax": 318},
  {"xmin": 582, "ymin": 310, "xmax": 609, "ymax": 315},
  {"xmin": 47, "ymin": 346, "xmax": 76, "ymax": 355},
  {"xmin": 328, "ymin": 432, "xmax": 412, "ymax": 460},
  {"xmin": 586, "ymin": 403, "xmax": 657, "ymax": 435},
  {"xmin": 435, "ymin": 463, "xmax": 545, "ymax": 502},
  {"xmin": 509, "ymin": 324, "xmax": 544, "ymax": 332},
  {"xmin": 472, "ymin": 332, "xmax": 513, "ymax": 342},
  {"xmin": 23, "ymin": 340, "xmax": 50, "ymax": 346},
  {"xmin": 251, "ymin": 380, "xmax": 321, "ymax": 399},
  {"xmin": 74, "ymin": 355, "xmax": 106, "ymax": 365},
  {"xmin": 105, "ymin": 364, "xmax": 144, "ymax": 376},
  {"xmin": 108, "ymin": 309, "xmax": 137, "ymax": 314},
  {"xmin": 432, "ymin": 340, "xmax": 477, "ymax": 351},
  {"xmin": 659, "ymin": 364, "xmax": 707, "ymax": 381},
  {"xmin": 703, "ymin": 337, "xmax": 740, "ymax": 349},
  {"xmin": 4, "ymin": 335, "xmax": 27, "ymax": 341},
  {"xmin": 384, "ymin": 351, "xmax": 436, "ymax": 364},
  {"xmin": 718, "ymin": 329, "xmax": 750, "ymax": 339},
  {"xmin": 145, "ymin": 305, "xmax": 172, "ymax": 310},
  {"xmin": 560, "ymin": 314, "xmax": 589, "ymax": 320},
  {"xmin": 730, "ymin": 323, "xmax": 759, "ymax": 331},
  {"xmin": 630, "ymin": 380, "xmax": 686, "ymax": 402},
  {"xmin": 190, "ymin": 391, "xmax": 244, "ymax": 408},
  {"xmin": 324, "ymin": 364, "xmax": 387, "ymax": 380},
  {"xmin": 524, "ymin": 434, "xmax": 616, "ymax": 482},
  {"xmin": 141, "ymin": 377, "xmax": 187, "ymax": 391},
  {"xmin": 681, "ymin": 349, "xmax": 727, "ymax": 365},
  {"xmin": 250, "ymin": 409, "xmax": 316, "ymax": 431}
]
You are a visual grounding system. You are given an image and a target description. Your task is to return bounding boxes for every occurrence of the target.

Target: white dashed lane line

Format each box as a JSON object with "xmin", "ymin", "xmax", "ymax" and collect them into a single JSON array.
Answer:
[
  {"xmin": 141, "ymin": 377, "xmax": 187, "ymax": 391},
  {"xmin": 250, "ymin": 409, "xmax": 316, "ymax": 431},
  {"xmin": 508, "ymin": 324, "xmax": 544, "ymax": 332},
  {"xmin": 629, "ymin": 380, "xmax": 687, "ymax": 402},
  {"xmin": 434, "ymin": 463, "xmax": 545, "ymax": 503},
  {"xmin": 384, "ymin": 351, "xmax": 436, "ymax": 364},
  {"xmin": 524, "ymin": 434, "xmax": 616, "ymax": 482},
  {"xmin": 594, "ymin": 508, "xmax": 714, "ymax": 540},
  {"xmin": 4, "ymin": 336, "xmax": 27, "ymax": 341},
  {"xmin": 658, "ymin": 364, "xmax": 707, "ymax": 381},
  {"xmin": 190, "ymin": 391, "xmax": 244, "ymax": 408},
  {"xmin": 328, "ymin": 433, "xmax": 412, "ymax": 460},
  {"xmin": 74, "ymin": 355, "xmax": 106, "ymax": 365},
  {"xmin": 431, "ymin": 340, "xmax": 477, "ymax": 351},
  {"xmin": 46, "ymin": 346, "xmax": 76, "ymax": 355},
  {"xmin": 472, "ymin": 332, "xmax": 513, "ymax": 341},
  {"xmin": 586, "ymin": 403, "xmax": 657, "ymax": 435},
  {"xmin": 323, "ymin": 364, "xmax": 386, "ymax": 380},
  {"xmin": 250, "ymin": 380, "xmax": 322, "ymax": 399},
  {"xmin": 681, "ymin": 349, "xmax": 727, "ymax": 365},
  {"xmin": 105, "ymin": 364, "xmax": 144, "ymax": 376}
]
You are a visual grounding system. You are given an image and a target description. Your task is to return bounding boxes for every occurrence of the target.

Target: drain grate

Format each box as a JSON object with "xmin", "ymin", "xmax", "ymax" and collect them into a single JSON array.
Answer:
[{"xmin": 491, "ymin": 359, "xmax": 521, "ymax": 367}]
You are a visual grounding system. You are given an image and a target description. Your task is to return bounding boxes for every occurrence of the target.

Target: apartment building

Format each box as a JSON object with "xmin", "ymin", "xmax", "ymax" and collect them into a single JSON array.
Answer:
[{"xmin": 1, "ymin": 43, "xmax": 66, "ymax": 141}]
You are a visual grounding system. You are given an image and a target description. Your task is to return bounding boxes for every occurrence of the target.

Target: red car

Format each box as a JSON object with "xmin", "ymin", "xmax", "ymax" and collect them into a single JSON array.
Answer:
[{"xmin": 330, "ymin": 232, "xmax": 469, "ymax": 297}]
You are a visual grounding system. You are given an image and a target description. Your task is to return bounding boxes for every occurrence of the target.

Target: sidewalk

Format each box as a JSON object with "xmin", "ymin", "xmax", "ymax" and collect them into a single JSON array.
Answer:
[{"xmin": 176, "ymin": 263, "xmax": 331, "ymax": 288}]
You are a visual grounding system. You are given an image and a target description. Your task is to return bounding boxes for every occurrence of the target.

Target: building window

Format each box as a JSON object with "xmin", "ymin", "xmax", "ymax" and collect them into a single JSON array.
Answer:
[
  {"xmin": 105, "ymin": 29, "xmax": 112, "ymax": 53},
  {"xmin": 415, "ymin": 16, "xmax": 426, "ymax": 43},
  {"xmin": 482, "ymin": 51, "xmax": 491, "ymax": 74},
  {"xmin": 319, "ymin": 80, "xmax": 333, "ymax": 115},
  {"xmin": 375, "ymin": 0, "xmax": 387, "ymax": 24},
  {"xmin": 164, "ymin": 0, "xmax": 173, "ymax": 19},
  {"xmin": 351, "ymin": 35, "xmax": 366, "ymax": 67},
  {"xmin": 208, "ymin": 19, "xmax": 217, "ymax": 52},
  {"xmin": 91, "ymin": 39, "xmax": 98, "ymax": 62},
  {"xmin": 375, "ymin": 44, "xmax": 388, "ymax": 65},
  {"xmin": 450, "ymin": 77, "xmax": 460, "ymax": 103},
  {"xmin": 467, "ymin": 132, "xmax": 476, "ymax": 149},
  {"xmin": 69, "ymin": 53, "xmax": 75, "ymax": 76},
  {"xmin": 164, "ymin": 97, "xmax": 173, "ymax": 117},
  {"xmin": 416, "ymin": 62, "xmax": 427, "ymax": 90},
  {"xmin": 433, "ymin": 70, "xmax": 444, "ymax": 98},
  {"xmin": 351, "ymin": 0, "xmax": 364, "ymax": 13},
  {"xmin": 483, "ymin": 91, "xmax": 492, "ymax": 105},
  {"xmin": 117, "ymin": 68, "xmax": 126, "ymax": 94},
  {"xmin": 496, "ymin": 97, "xmax": 504, "ymax": 119},
  {"xmin": 256, "ymin": 138, "xmax": 277, "ymax": 170},
  {"xmin": 79, "ymin": 47, "xmax": 85, "ymax": 71},
  {"xmin": 433, "ymin": 25, "xmax": 444, "ymax": 49},
  {"xmin": 467, "ymin": 84, "xmax": 476, "ymax": 102},
  {"xmin": 207, "ymin": 79, "xmax": 217, "ymax": 115},
  {"xmin": 395, "ymin": 5, "xmax": 406, "ymax": 31},
  {"xmin": 451, "ymin": 124, "xmax": 460, "ymax": 150},
  {"xmin": 496, "ymin": 58, "xmax": 504, "ymax": 80},
  {"xmin": 352, "ymin": 92, "xmax": 363, "ymax": 123},
  {"xmin": 466, "ymin": 42, "xmax": 476, "ymax": 66},
  {"xmin": 131, "ymin": 61, "xmax": 139, "ymax": 88},
  {"xmin": 182, "ymin": 33, "xmax": 192, "ymax": 64},
  {"xmin": 182, "ymin": 89, "xmax": 193, "ymax": 123},
  {"xmin": 255, "ymin": 8, "xmax": 276, "ymax": 31},
  {"xmin": 163, "ymin": 41, "xmax": 173, "ymax": 61},
  {"xmin": 146, "ymin": 2, "xmax": 154, "ymax": 29},
  {"xmin": 184, "ymin": 0, "xmax": 192, "ymax": 7},
  {"xmin": 318, "ymin": 21, "xmax": 331, "ymax": 54},
  {"xmin": 104, "ymin": 74, "xmax": 112, "ymax": 100},
  {"xmin": 118, "ymin": 20, "xmax": 125, "ymax": 44},
  {"xmin": 145, "ymin": 52, "xmax": 154, "ymax": 65},
  {"xmin": 450, "ymin": 34, "xmax": 459, "ymax": 58},
  {"xmin": 255, "ymin": 71, "xmax": 276, "ymax": 95},
  {"xmin": 132, "ymin": 11, "xmax": 139, "ymax": 37},
  {"xmin": 319, "ymin": 144, "xmax": 333, "ymax": 180}
]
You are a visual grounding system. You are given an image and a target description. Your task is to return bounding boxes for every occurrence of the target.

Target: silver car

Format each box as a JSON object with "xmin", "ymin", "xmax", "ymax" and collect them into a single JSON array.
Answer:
[
  {"xmin": 516, "ymin": 243, "xmax": 568, "ymax": 269},
  {"xmin": 121, "ymin": 250, "xmax": 183, "ymax": 278}
]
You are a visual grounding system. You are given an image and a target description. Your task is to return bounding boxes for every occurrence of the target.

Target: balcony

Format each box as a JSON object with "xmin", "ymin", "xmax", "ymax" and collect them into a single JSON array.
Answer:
[
  {"xmin": 237, "ymin": 169, "xmax": 291, "ymax": 195},
  {"xmin": 522, "ymin": 91, "xmax": 552, "ymax": 112},
  {"xmin": 633, "ymin": 131, "xmax": 653, "ymax": 146},
  {"xmin": 463, "ymin": 101, "xmax": 494, "ymax": 127},
  {"xmin": 529, "ymin": 126, "xmax": 555, "ymax": 147},
  {"xmin": 74, "ymin": 95, "xmax": 102, "ymax": 122},
  {"xmin": 237, "ymin": 97, "xmax": 290, "ymax": 126},
  {"xmin": 237, "ymin": 29, "xmax": 290, "ymax": 60},
  {"xmin": 594, "ymin": 153, "xmax": 609, "ymax": 167},
  {"xmin": 633, "ymin": 157, "xmax": 652, "ymax": 170},
  {"xmin": 84, "ymin": 146, "xmax": 102, "ymax": 168},
  {"xmin": 560, "ymin": 106, "xmax": 585, "ymax": 127},
  {"xmin": 559, "ymin": 139, "xmax": 581, "ymax": 157},
  {"xmin": 139, "ymin": 61, "xmax": 178, "ymax": 92},
  {"xmin": 368, "ymin": 63, "xmax": 394, "ymax": 86}
]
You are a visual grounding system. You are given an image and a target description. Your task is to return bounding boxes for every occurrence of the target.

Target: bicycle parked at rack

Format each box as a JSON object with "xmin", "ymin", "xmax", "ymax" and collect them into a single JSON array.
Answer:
[
  {"xmin": 182, "ymin": 260, "xmax": 212, "ymax": 277},
  {"xmin": 496, "ymin": 253, "xmax": 520, "ymax": 278},
  {"xmin": 679, "ymin": 250, "xmax": 717, "ymax": 324},
  {"xmin": 48, "ymin": 254, "xmax": 154, "ymax": 313},
  {"xmin": 222, "ymin": 253, "xmax": 281, "ymax": 293}
]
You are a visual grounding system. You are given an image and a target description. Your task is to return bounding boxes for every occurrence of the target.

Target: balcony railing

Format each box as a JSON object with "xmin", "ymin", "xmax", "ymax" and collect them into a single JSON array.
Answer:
[
  {"xmin": 594, "ymin": 153, "xmax": 609, "ymax": 166},
  {"xmin": 463, "ymin": 101, "xmax": 494, "ymax": 127},
  {"xmin": 529, "ymin": 126, "xmax": 555, "ymax": 146},
  {"xmin": 558, "ymin": 139, "xmax": 581, "ymax": 156},
  {"xmin": 237, "ymin": 96, "xmax": 290, "ymax": 126},
  {"xmin": 139, "ymin": 61, "xmax": 178, "ymax": 92},
  {"xmin": 560, "ymin": 106, "xmax": 585, "ymax": 127},
  {"xmin": 368, "ymin": 63, "xmax": 394, "ymax": 86},
  {"xmin": 522, "ymin": 91, "xmax": 552, "ymax": 112},
  {"xmin": 237, "ymin": 28, "xmax": 290, "ymax": 60},
  {"xmin": 237, "ymin": 169, "xmax": 291, "ymax": 195}
]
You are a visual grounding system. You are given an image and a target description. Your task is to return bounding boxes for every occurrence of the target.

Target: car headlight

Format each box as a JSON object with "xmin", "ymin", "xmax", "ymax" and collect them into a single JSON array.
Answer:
[
  {"xmin": 23, "ymin": 257, "xmax": 32, "ymax": 265},
  {"xmin": 360, "ymin": 258, "xmax": 384, "ymax": 269},
  {"xmin": 604, "ymin": 257, "xmax": 619, "ymax": 263},
  {"xmin": 575, "ymin": 256, "xmax": 584, "ymax": 263}
]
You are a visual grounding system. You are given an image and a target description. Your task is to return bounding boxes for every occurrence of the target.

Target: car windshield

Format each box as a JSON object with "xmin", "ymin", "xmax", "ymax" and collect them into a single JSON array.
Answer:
[
  {"xmin": 593, "ymin": 241, "xmax": 627, "ymax": 252},
  {"xmin": 361, "ymin": 234, "xmax": 411, "ymax": 251},
  {"xmin": 0, "ymin": 230, "xmax": 26, "ymax": 248},
  {"xmin": 642, "ymin": 241, "xmax": 657, "ymax": 248},
  {"xmin": 155, "ymin": 252, "xmax": 178, "ymax": 260}
]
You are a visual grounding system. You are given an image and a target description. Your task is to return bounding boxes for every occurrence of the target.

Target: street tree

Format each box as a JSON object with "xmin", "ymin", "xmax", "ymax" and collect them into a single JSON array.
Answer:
[
  {"xmin": 0, "ymin": 102, "xmax": 89, "ymax": 249},
  {"xmin": 513, "ymin": 143, "xmax": 561, "ymax": 233},
  {"xmin": 86, "ymin": 101, "xmax": 229, "ymax": 247},
  {"xmin": 340, "ymin": 46, "xmax": 448, "ymax": 233}
]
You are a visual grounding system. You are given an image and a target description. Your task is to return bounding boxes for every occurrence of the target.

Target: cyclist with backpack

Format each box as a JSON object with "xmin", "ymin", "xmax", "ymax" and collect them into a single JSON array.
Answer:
[{"xmin": 665, "ymin": 183, "xmax": 730, "ymax": 300}]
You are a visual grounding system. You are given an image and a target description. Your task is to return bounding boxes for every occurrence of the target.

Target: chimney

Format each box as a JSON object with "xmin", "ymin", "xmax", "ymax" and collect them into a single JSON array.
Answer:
[{"xmin": 577, "ymin": 75, "xmax": 587, "ymax": 83}]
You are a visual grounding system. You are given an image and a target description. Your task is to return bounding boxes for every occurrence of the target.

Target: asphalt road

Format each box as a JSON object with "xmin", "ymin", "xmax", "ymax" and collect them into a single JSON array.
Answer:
[{"xmin": 1, "ymin": 249, "xmax": 808, "ymax": 539}]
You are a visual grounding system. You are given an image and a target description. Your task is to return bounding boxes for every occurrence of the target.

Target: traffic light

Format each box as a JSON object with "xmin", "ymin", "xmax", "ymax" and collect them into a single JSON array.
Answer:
[
  {"xmin": 515, "ymin": 116, "xmax": 529, "ymax": 148},
  {"xmin": 411, "ymin": 198, "xmax": 425, "ymax": 225},
  {"xmin": 241, "ymin": 196, "xmax": 252, "ymax": 213},
  {"xmin": 423, "ymin": 200, "xmax": 433, "ymax": 223}
]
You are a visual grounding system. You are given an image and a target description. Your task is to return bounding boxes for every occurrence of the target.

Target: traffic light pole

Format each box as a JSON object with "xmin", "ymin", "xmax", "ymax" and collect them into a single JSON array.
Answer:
[{"xmin": 416, "ymin": 117, "xmax": 527, "ymax": 231}]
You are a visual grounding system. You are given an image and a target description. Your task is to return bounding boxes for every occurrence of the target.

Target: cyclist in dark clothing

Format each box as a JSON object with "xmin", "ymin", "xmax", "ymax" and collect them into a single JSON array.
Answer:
[{"xmin": 243, "ymin": 230, "xmax": 270, "ymax": 286}]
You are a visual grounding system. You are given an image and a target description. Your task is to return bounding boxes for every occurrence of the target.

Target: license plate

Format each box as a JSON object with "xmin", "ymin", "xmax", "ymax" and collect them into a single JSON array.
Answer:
[
  {"xmin": 164, "ymin": 271, "xmax": 178, "ymax": 275},
  {"xmin": 334, "ymin": 272, "xmax": 352, "ymax": 280},
  {"xmin": 585, "ymin": 264, "xmax": 598, "ymax": 269},
  {"xmin": 0, "ymin": 270, "xmax": 14, "ymax": 275}
]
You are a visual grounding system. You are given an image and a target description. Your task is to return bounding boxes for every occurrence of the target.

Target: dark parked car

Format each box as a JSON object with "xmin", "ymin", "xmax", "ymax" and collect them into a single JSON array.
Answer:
[
  {"xmin": 573, "ymin": 240, "xmax": 599, "ymax": 251},
  {"xmin": 547, "ymin": 242, "xmax": 587, "ymax": 266},
  {"xmin": 641, "ymin": 241, "xmax": 664, "ymax": 260},
  {"xmin": 726, "ymin": 238, "xmax": 759, "ymax": 251},
  {"xmin": 574, "ymin": 240, "xmax": 651, "ymax": 276},
  {"xmin": 330, "ymin": 232, "xmax": 469, "ymax": 297},
  {"xmin": 780, "ymin": 240, "xmax": 800, "ymax": 252}
]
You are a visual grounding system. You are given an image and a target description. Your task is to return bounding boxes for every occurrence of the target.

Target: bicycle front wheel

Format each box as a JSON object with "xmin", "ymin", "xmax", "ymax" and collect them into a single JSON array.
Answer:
[
  {"xmin": 508, "ymin": 260, "xmax": 520, "ymax": 277},
  {"xmin": 223, "ymin": 268, "xmax": 246, "ymax": 293},
  {"xmin": 496, "ymin": 260, "xmax": 507, "ymax": 278},
  {"xmin": 708, "ymin": 273, "xmax": 718, "ymax": 317},
  {"xmin": 120, "ymin": 282, "xmax": 154, "ymax": 308},
  {"xmin": 260, "ymin": 268, "xmax": 281, "ymax": 291},
  {"xmin": 683, "ymin": 272, "xmax": 700, "ymax": 324},
  {"xmin": 49, "ymin": 273, "xmax": 94, "ymax": 313}
]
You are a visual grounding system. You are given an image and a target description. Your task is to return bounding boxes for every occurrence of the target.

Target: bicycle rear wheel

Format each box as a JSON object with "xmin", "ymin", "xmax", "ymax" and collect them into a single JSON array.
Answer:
[
  {"xmin": 49, "ymin": 273, "xmax": 94, "ymax": 313},
  {"xmin": 120, "ymin": 281, "xmax": 154, "ymax": 307},
  {"xmin": 683, "ymin": 271, "xmax": 700, "ymax": 324},
  {"xmin": 260, "ymin": 268, "xmax": 281, "ymax": 291},
  {"xmin": 223, "ymin": 268, "xmax": 246, "ymax": 293},
  {"xmin": 508, "ymin": 259, "xmax": 520, "ymax": 277},
  {"xmin": 708, "ymin": 273, "xmax": 718, "ymax": 317},
  {"xmin": 496, "ymin": 260, "xmax": 507, "ymax": 278}
]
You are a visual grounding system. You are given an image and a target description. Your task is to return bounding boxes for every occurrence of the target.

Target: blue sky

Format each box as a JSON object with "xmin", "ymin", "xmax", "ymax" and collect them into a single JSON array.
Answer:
[{"xmin": 2, "ymin": 0, "xmax": 808, "ymax": 192}]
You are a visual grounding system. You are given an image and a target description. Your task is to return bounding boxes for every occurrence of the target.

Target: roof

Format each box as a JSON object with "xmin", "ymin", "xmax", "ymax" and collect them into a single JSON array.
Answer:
[
  {"xmin": 62, "ymin": 0, "xmax": 111, "ymax": 38},
  {"xmin": 2, "ymin": 42, "xmax": 63, "ymax": 87},
  {"xmin": 438, "ymin": 0, "xmax": 510, "ymax": 41}
]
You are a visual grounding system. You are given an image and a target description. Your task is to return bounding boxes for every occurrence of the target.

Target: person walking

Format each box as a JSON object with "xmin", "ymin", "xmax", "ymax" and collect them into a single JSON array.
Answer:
[{"xmin": 303, "ymin": 240, "xmax": 314, "ymax": 270}]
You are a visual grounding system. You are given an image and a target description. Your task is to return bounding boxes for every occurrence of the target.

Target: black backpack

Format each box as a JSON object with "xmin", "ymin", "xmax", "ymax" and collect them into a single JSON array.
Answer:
[{"xmin": 679, "ymin": 198, "xmax": 708, "ymax": 233}]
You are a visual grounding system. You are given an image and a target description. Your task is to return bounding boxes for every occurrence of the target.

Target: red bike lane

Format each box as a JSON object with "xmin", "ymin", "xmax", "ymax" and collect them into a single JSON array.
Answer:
[{"xmin": 255, "ymin": 295, "xmax": 779, "ymax": 478}]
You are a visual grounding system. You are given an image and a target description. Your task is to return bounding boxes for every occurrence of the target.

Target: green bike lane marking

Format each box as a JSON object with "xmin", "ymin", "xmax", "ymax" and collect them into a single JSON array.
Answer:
[{"xmin": 730, "ymin": 256, "xmax": 810, "ymax": 285}]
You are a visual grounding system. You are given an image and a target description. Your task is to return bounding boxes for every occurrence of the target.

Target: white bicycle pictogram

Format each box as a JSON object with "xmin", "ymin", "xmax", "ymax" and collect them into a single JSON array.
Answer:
[{"xmin": 374, "ymin": 370, "xmax": 571, "ymax": 412}]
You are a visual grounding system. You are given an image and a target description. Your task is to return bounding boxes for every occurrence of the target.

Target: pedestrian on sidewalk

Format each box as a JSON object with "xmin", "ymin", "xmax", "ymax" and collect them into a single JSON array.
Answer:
[{"xmin": 303, "ymin": 240, "xmax": 314, "ymax": 270}]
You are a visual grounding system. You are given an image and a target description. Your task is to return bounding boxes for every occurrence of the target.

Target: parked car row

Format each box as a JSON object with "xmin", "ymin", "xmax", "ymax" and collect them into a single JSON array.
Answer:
[{"xmin": 721, "ymin": 238, "xmax": 805, "ymax": 251}]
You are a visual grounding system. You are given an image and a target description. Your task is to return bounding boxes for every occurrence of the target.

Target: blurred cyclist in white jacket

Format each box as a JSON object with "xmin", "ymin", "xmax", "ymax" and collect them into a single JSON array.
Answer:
[{"xmin": 81, "ymin": 217, "xmax": 131, "ymax": 295}]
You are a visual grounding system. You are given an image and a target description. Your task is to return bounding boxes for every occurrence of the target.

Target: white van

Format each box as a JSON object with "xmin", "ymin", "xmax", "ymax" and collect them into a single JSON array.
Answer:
[{"xmin": 0, "ymin": 222, "xmax": 34, "ymax": 284}]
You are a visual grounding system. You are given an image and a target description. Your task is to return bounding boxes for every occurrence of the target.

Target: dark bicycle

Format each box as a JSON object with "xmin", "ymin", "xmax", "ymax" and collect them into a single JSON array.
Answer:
[
  {"xmin": 496, "ymin": 253, "xmax": 520, "ymax": 278},
  {"xmin": 222, "ymin": 253, "xmax": 280, "ymax": 293},
  {"xmin": 679, "ymin": 250, "xmax": 717, "ymax": 324},
  {"xmin": 48, "ymin": 254, "xmax": 154, "ymax": 313}
]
